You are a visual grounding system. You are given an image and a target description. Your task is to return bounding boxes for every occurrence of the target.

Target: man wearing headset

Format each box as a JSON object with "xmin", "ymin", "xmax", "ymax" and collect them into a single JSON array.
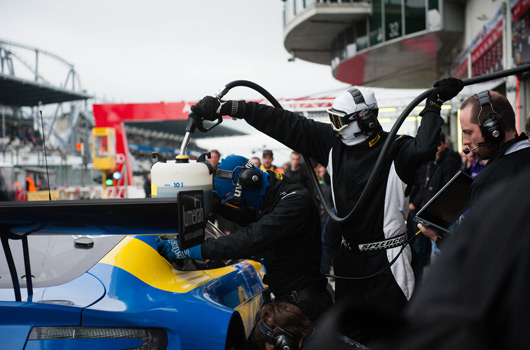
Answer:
[
  {"xmin": 419, "ymin": 90, "xmax": 530, "ymax": 243},
  {"xmin": 254, "ymin": 301, "xmax": 368, "ymax": 350},
  {"xmin": 190, "ymin": 79, "xmax": 463, "ymax": 344},
  {"xmin": 158, "ymin": 155, "xmax": 333, "ymax": 322},
  {"xmin": 253, "ymin": 302, "xmax": 313, "ymax": 350}
]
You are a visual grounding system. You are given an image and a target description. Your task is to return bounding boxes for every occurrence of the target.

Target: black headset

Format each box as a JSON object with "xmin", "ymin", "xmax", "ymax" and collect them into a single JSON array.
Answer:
[
  {"xmin": 477, "ymin": 90, "xmax": 505, "ymax": 144},
  {"xmin": 215, "ymin": 160, "xmax": 263, "ymax": 190},
  {"xmin": 215, "ymin": 159, "xmax": 263, "ymax": 207},
  {"xmin": 237, "ymin": 167, "xmax": 262, "ymax": 189},
  {"xmin": 348, "ymin": 88, "xmax": 380, "ymax": 134},
  {"xmin": 256, "ymin": 319, "xmax": 299, "ymax": 350}
]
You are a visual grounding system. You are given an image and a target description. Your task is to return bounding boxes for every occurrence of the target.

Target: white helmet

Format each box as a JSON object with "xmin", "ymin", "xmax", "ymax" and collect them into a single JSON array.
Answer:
[{"xmin": 328, "ymin": 87, "xmax": 379, "ymax": 146}]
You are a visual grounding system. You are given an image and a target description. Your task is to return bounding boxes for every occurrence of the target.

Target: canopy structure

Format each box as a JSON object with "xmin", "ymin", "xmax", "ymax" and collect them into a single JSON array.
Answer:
[{"xmin": 0, "ymin": 73, "xmax": 92, "ymax": 107}]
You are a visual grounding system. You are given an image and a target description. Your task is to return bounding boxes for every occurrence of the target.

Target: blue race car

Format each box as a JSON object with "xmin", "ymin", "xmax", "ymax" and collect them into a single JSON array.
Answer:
[{"xmin": 0, "ymin": 198, "xmax": 266, "ymax": 350}]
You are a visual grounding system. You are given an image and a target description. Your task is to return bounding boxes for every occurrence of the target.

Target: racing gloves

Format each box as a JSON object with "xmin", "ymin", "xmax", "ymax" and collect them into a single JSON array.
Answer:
[
  {"xmin": 157, "ymin": 239, "xmax": 203, "ymax": 261},
  {"xmin": 421, "ymin": 77, "xmax": 464, "ymax": 116},
  {"xmin": 191, "ymin": 96, "xmax": 246, "ymax": 121}
]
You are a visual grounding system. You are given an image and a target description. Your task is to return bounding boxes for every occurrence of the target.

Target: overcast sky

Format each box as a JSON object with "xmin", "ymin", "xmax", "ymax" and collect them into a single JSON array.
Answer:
[
  {"xmin": 0, "ymin": 0, "xmax": 350, "ymax": 103},
  {"xmin": 1, "ymin": 1, "xmax": 436, "ymax": 165}
]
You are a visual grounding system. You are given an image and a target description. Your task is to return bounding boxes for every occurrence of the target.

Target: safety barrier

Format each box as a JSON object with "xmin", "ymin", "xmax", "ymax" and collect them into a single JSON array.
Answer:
[{"xmin": 57, "ymin": 186, "xmax": 103, "ymax": 200}]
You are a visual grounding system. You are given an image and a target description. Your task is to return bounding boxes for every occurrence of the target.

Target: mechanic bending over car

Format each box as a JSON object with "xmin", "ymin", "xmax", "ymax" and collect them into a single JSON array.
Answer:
[
  {"xmin": 158, "ymin": 155, "xmax": 333, "ymax": 322},
  {"xmin": 189, "ymin": 78, "xmax": 463, "ymax": 345}
]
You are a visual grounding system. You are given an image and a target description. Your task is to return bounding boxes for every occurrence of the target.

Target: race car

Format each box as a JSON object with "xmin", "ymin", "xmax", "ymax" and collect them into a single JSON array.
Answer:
[{"xmin": 0, "ymin": 198, "xmax": 266, "ymax": 350}]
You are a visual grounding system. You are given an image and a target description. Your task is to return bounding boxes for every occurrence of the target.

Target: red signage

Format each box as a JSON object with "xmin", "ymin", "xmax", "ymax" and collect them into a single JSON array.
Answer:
[
  {"xmin": 513, "ymin": 0, "xmax": 530, "ymax": 22},
  {"xmin": 513, "ymin": 0, "xmax": 530, "ymax": 65}
]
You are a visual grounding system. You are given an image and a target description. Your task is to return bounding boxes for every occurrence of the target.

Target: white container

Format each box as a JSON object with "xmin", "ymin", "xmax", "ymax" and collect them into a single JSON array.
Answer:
[{"xmin": 151, "ymin": 158, "xmax": 213, "ymax": 216}]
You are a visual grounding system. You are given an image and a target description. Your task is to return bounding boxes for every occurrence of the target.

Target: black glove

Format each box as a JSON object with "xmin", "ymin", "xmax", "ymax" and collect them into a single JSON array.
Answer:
[
  {"xmin": 190, "ymin": 96, "xmax": 246, "ymax": 121},
  {"xmin": 435, "ymin": 77, "xmax": 464, "ymax": 101},
  {"xmin": 421, "ymin": 77, "xmax": 464, "ymax": 115}
]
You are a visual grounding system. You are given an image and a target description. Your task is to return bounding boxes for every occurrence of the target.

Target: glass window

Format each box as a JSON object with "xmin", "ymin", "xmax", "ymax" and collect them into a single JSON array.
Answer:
[
  {"xmin": 283, "ymin": 0, "xmax": 296, "ymax": 24},
  {"xmin": 356, "ymin": 19, "xmax": 369, "ymax": 51},
  {"xmin": 405, "ymin": 0, "xmax": 426, "ymax": 34},
  {"xmin": 369, "ymin": 0, "xmax": 383, "ymax": 45},
  {"xmin": 330, "ymin": 39, "xmax": 339, "ymax": 66},
  {"xmin": 427, "ymin": 0, "xmax": 441, "ymax": 30},
  {"xmin": 429, "ymin": 0, "xmax": 439, "ymax": 11},
  {"xmin": 346, "ymin": 27, "xmax": 355, "ymax": 45},
  {"xmin": 385, "ymin": 0, "xmax": 403, "ymax": 40},
  {"xmin": 338, "ymin": 31, "xmax": 347, "ymax": 59},
  {"xmin": 95, "ymin": 136, "xmax": 108, "ymax": 157}
]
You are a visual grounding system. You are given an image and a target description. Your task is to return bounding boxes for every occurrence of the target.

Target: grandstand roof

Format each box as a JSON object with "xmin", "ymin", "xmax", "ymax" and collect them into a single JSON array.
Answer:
[
  {"xmin": 126, "ymin": 120, "xmax": 247, "ymax": 138},
  {"xmin": 0, "ymin": 73, "xmax": 92, "ymax": 107}
]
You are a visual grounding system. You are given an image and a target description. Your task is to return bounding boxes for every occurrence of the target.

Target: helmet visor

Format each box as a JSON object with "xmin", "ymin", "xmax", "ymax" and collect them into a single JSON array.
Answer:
[{"xmin": 328, "ymin": 108, "xmax": 355, "ymax": 132}]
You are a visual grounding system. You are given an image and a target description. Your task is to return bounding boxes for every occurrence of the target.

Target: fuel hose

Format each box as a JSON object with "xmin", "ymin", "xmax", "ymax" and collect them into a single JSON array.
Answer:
[
  {"xmin": 198, "ymin": 64, "xmax": 530, "ymax": 280},
  {"xmin": 205, "ymin": 63, "xmax": 530, "ymax": 223}
]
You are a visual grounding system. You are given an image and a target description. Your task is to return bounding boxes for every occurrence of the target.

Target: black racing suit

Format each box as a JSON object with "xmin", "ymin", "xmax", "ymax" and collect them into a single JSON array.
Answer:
[
  {"xmin": 201, "ymin": 174, "xmax": 333, "ymax": 322},
  {"xmin": 470, "ymin": 133, "xmax": 530, "ymax": 204},
  {"xmin": 371, "ymin": 171, "xmax": 530, "ymax": 350},
  {"xmin": 240, "ymin": 102, "xmax": 442, "ymax": 343}
]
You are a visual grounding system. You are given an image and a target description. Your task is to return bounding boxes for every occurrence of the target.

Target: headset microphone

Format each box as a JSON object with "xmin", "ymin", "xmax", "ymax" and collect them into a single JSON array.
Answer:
[{"xmin": 463, "ymin": 142, "xmax": 487, "ymax": 154}]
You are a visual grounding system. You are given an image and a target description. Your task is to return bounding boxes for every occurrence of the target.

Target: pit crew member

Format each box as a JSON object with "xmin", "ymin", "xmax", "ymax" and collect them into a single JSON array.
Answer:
[
  {"xmin": 190, "ymin": 79, "xmax": 463, "ymax": 344},
  {"xmin": 158, "ymin": 155, "xmax": 333, "ymax": 322}
]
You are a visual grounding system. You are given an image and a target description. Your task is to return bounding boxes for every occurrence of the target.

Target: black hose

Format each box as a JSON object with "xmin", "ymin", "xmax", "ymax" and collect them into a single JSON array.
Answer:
[
  {"xmin": 216, "ymin": 63, "xmax": 530, "ymax": 224},
  {"xmin": 306, "ymin": 63, "xmax": 530, "ymax": 223},
  {"xmin": 216, "ymin": 80, "xmax": 283, "ymax": 109},
  {"xmin": 463, "ymin": 64, "xmax": 530, "ymax": 85}
]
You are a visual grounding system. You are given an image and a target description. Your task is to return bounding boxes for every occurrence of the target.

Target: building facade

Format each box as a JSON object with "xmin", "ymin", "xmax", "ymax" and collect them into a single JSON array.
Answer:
[{"xmin": 282, "ymin": 0, "xmax": 529, "ymax": 140}]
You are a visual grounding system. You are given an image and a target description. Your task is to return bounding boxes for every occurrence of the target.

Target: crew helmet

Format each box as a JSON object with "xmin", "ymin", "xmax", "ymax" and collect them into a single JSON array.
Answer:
[
  {"xmin": 328, "ymin": 87, "xmax": 380, "ymax": 145},
  {"xmin": 213, "ymin": 155, "xmax": 270, "ymax": 211}
]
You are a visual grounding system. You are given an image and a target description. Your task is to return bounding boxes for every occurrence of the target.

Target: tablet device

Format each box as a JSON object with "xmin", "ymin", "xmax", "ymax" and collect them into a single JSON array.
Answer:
[{"xmin": 414, "ymin": 170, "xmax": 473, "ymax": 235}]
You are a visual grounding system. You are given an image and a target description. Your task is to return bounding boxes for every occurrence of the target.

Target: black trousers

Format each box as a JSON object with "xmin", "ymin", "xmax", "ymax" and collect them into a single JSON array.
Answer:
[
  {"xmin": 334, "ymin": 245, "xmax": 408, "ymax": 345},
  {"xmin": 296, "ymin": 288, "xmax": 334, "ymax": 324}
]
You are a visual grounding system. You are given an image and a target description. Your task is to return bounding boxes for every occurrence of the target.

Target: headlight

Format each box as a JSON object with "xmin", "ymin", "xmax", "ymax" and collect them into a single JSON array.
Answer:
[{"xmin": 28, "ymin": 327, "xmax": 167, "ymax": 349}]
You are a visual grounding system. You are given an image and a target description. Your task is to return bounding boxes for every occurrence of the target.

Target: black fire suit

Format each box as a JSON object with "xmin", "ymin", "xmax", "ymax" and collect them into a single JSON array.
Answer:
[
  {"xmin": 470, "ymin": 133, "xmax": 530, "ymax": 204},
  {"xmin": 370, "ymin": 171, "xmax": 530, "ymax": 350},
  {"xmin": 238, "ymin": 102, "xmax": 441, "ymax": 341},
  {"xmin": 201, "ymin": 173, "xmax": 333, "ymax": 321}
]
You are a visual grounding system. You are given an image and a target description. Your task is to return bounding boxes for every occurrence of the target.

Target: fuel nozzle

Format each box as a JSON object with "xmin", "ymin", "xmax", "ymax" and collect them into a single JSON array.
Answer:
[
  {"xmin": 179, "ymin": 109, "xmax": 224, "ymax": 156},
  {"xmin": 179, "ymin": 88, "xmax": 230, "ymax": 157},
  {"xmin": 185, "ymin": 112, "xmax": 200, "ymax": 134},
  {"xmin": 179, "ymin": 113, "xmax": 200, "ymax": 156}
]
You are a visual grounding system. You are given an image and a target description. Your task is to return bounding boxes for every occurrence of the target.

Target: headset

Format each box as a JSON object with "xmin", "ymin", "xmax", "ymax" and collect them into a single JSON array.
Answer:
[
  {"xmin": 214, "ymin": 159, "xmax": 263, "ymax": 208},
  {"xmin": 237, "ymin": 167, "xmax": 263, "ymax": 189},
  {"xmin": 215, "ymin": 160, "xmax": 263, "ymax": 190},
  {"xmin": 256, "ymin": 319, "xmax": 299, "ymax": 350},
  {"xmin": 348, "ymin": 88, "xmax": 380, "ymax": 134},
  {"xmin": 477, "ymin": 90, "xmax": 505, "ymax": 144}
]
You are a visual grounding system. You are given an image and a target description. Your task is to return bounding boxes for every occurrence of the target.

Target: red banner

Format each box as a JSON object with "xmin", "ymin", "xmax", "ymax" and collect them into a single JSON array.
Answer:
[
  {"xmin": 513, "ymin": 0, "xmax": 530, "ymax": 65},
  {"xmin": 513, "ymin": 0, "xmax": 530, "ymax": 22},
  {"xmin": 471, "ymin": 21, "xmax": 503, "ymax": 64}
]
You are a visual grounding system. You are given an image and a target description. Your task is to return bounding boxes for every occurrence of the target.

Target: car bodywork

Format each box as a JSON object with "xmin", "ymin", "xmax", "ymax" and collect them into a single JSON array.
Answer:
[{"xmin": 0, "ymin": 198, "xmax": 266, "ymax": 350}]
